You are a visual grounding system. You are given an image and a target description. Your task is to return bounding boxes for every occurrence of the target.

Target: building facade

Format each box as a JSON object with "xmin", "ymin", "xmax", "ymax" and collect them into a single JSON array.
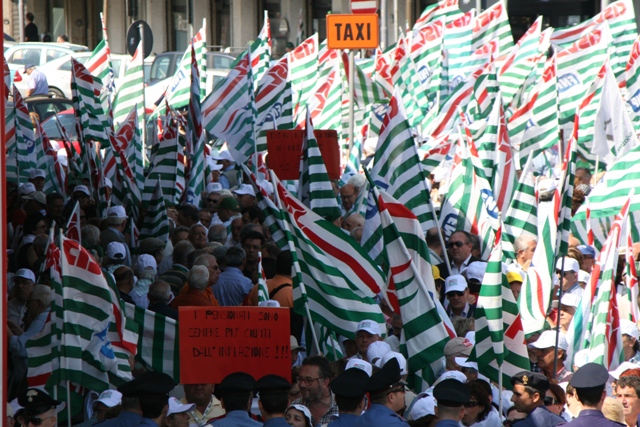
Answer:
[{"xmin": 3, "ymin": 0, "xmax": 640, "ymax": 57}]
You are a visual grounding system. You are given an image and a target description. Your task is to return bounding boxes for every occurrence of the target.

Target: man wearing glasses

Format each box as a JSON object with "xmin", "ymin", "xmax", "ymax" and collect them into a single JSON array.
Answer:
[
  {"xmin": 292, "ymin": 355, "xmax": 339, "ymax": 425},
  {"xmin": 438, "ymin": 231, "xmax": 482, "ymax": 279},
  {"xmin": 510, "ymin": 371, "xmax": 565, "ymax": 427},
  {"xmin": 444, "ymin": 275, "xmax": 475, "ymax": 319},
  {"xmin": 555, "ymin": 257, "xmax": 583, "ymax": 298},
  {"xmin": 355, "ymin": 358, "xmax": 409, "ymax": 426},
  {"xmin": 18, "ymin": 388, "xmax": 60, "ymax": 427}
]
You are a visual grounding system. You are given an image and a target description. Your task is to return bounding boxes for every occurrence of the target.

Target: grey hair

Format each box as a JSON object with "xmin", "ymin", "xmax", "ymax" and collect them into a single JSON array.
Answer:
[
  {"xmin": 148, "ymin": 280, "xmax": 172, "ymax": 302},
  {"xmin": 188, "ymin": 265, "xmax": 210, "ymax": 290},
  {"xmin": 514, "ymin": 234, "xmax": 537, "ymax": 253},
  {"xmin": 225, "ymin": 246, "xmax": 246, "ymax": 268},
  {"xmin": 193, "ymin": 254, "xmax": 216, "ymax": 268},
  {"xmin": 82, "ymin": 224, "xmax": 101, "ymax": 245},
  {"xmin": 105, "ymin": 216, "xmax": 127, "ymax": 226},
  {"xmin": 173, "ymin": 240, "xmax": 195, "ymax": 265},
  {"xmin": 208, "ymin": 224, "xmax": 227, "ymax": 243},
  {"xmin": 30, "ymin": 284, "xmax": 53, "ymax": 307}
]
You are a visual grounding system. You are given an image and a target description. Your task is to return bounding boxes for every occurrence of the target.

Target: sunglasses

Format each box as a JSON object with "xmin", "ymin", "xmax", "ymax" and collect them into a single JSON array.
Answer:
[
  {"xmin": 26, "ymin": 414, "xmax": 55, "ymax": 426},
  {"xmin": 207, "ymin": 198, "xmax": 218, "ymax": 203},
  {"xmin": 544, "ymin": 397, "xmax": 559, "ymax": 406},
  {"xmin": 464, "ymin": 401, "xmax": 480, "ymax": 408},
  {"xmin": 447, "ymin": 241, "xmax": 466, "ymax": 248},
  {"xmin": 446, "ymin": 291, "xmax": 465, "ymax": 297}
]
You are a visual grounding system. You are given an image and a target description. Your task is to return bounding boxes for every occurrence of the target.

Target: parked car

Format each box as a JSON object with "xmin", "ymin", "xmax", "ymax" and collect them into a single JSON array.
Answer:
[
  {"xmin": 21, "ymin": 95, "xmax": 74, "ymax": 122},
  {"xmin": 148, "ymin": 50, "xmax": 235, "ymax": 84},
  {"xmin": 12, "ymin": 52, "xmax": 129, "ymax": 99},
  {"xmin": 5, "ymin": 42, "xmax": 90, "ymax": 90}
]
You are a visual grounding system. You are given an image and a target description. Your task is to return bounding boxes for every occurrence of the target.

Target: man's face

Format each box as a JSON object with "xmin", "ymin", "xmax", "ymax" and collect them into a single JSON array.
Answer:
[
  {"xmin": 342, "ymin": 215, "xmax": 361, "ymax": 232},
  {"xmin": 340, "ymin": 186, "xmax": 356, "ymax": 211},
  {"xmin": 47, "ymin": 198, "xmax": 65, "ymax": 218},
  {"xmin": 617, "ymin": 385, "xmax": 640, "ymax": 422},
  {"xmin": 446, "ymin": 288, "xmax": 468, "ymax": 311},
  {"xmin": 582, "ymin": 255, "xmax": 595, "ymax": 273},
  {"xmin": 534, "ymin": 347, "xmax": 559, "ymax": 371},
  {"xmin": 559, "ymin": 306, "xmax": 576, "ymax": 330},
  {"xmin": 447, "ymin": 232, "xmax": 473, "ymax": 264},
  {"xmin": 26, "ymin": 409, "xmax": 56, "ymax": 427},
  {"xmin": 14, "ymin": 277, "xmax": 35, "ymax": 303},
  {"xmin": 167, "ymin": 412, "xmax": 190, "ymax": 427},
  {"xmin": 243, "ymin": 238, "xmax": 262, "ymax": 264},
  {"xmin": 218, "ymin": 208, "xmax": 231, "ymax": 222},
  {"xmin": 184, "ymin": 384, "xmax": 214, "ymax": 407},
  {"xmin": 205, "ymin": 193, "xmax": 219, "ymax": 213},
  {"xmin": 510, "ymin": 282, "xmax": 522, "ymax": 300},
  {"xmin": 198, "ymin": 211, "xmax": 212, "ymax": 229},
  {"xmin": 518, "ymin": 241, "xmax": 537, "ymax": 264},
  {"xmin": 298, "ymin": 365, "xmax": 327, "ymax": 402},
  {"xmin": 623, "ymin": 334, "xmax": 637, "ymax": 351},
  {"xmin": 355, "ymin": 330, "xmax": 379, "ymax": 357},
  {"xmin": 230, "ymin": 218, "xmax": 243, "ymax": 241},
  {"xmin": 388, "ymin": 385, "xmax": 407, "ymax": 413},
  {"xmin": 30, "ymin": 177, "xmax": 45, "ymax": 191},
  {"xmin": 206, "ymin": 258, "xmax": 221, "ymax": 286},
  {"xmin": 189, "ymin": 226, "xmax": 208, "ymax": 249},
  {"xmin": 511, "ymin": 384, "xmax": 538, "ymax": 413},
  {"xmin": 556, "ymin": 269, "xmax": 577, "ymax": 291},
  {"xmin": 237, "ymin": 194, "xmax": 256, "ymax": 209},
  {"xmin": 574, "ymin": 170, "xmax": 590, "ymax": 186}
]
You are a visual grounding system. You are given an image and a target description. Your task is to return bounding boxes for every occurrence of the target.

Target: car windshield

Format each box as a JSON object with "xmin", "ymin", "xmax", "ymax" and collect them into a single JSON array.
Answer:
[{"xmin": 41, "ymin": 111, "xmax": 78, "ymax": 141}]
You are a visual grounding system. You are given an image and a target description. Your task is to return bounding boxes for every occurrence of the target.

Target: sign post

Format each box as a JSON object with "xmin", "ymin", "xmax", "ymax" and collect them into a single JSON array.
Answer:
[{"xmin": 326, "ymin": 14, "xmax": 379, "ymax": 170}]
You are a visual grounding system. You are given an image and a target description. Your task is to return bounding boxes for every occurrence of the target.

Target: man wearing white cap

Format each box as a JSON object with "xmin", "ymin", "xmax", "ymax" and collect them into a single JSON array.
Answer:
[
  {"xmin": 100, "ymin": 206, "xmax": 130, "ymax": 258},
  {"xmin": 204, "ymin": 183, "xmax": 223, "ymax": 214},
  {"xmin": 166, "ymin": 397, "xmax": 195, "ymax": 427},
  {"xmin": 8, "ymin": 268, "xmax": 36, "ymax": 327},
  {"xmin": 28, "ymin": 168, "xmax": 46, "ymax": 192},
  {"xmin": 93, "ymin": 390, "xmax": 123, "ymax": 423},
  {"xmin": 444, "ymin": 275, "xmax": 475, "ymax": 319},
  {"xmin": 555, "ymin": 257, "xmax": 583, "ymax": 298},
  {"xmin": 233, "ymin": 184, "xmax": 257, "ymax": 209},
  {"xmin": 548, "ymin": 294, "xmax": 580, "ymax": 335},
  {"xmin": 351, "ymin": 320, "xmax": 382, "ymax": 361},
  {"xmin": 530, "ymin": 330, "xmax": 572, "ymax": 382},
  {"xmin": 620, "ymin": 320, "xmax": 640, "ymax": 364},
  {"xmin": 214, "ymin": 151, "xmax": 238, "ymax": 189}
]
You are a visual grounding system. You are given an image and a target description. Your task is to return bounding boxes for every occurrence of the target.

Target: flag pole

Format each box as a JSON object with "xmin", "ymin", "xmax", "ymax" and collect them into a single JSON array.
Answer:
[
  {"xmin": 139, "ymin": 24, "xmax": 148, "ymax": 168},
  {"xmin": 498, "ymin": 363, "xmax": 503, "ymax": 417},
  {"xmin": 552, "ymin": 256, "xmax": 566, "ymax": 380},
  {"xmin": 66, "ymin": 380, "xmax": 72, "ymax": 427},
  {"xmin": 347, "ymin": 50, "xmax": 355, "ymax": 168}
]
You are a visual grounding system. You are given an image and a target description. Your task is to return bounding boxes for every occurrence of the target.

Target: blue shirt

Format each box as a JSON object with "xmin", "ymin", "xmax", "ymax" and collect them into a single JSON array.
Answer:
[
  {"xmin": 94, "ymin": 411, "xmax": 143, "ymax": 427},
  {"xmin": 137, "ymin": 418, "xmax": 161, "ymax": 427},
  {"xmin": 262, "ymin": 418, "xmax": 290, "ymax": 427},
  {"xmin": 435, "ymin": 420, "xmax": 464, "ymax": 427},
  {"xmin": 354, "ymin": 403, "xmax": 409, "ymax": 427},
  {"xmin": 212, "ymin": 410, "xmax": 262, "ymax": 427},
  {"xmin": 513, "ymin": 405, "xmax": 564, "ymax": 427},
  {"xmin": 9, "ymin": 308, "xmax": 49, "ymax": 357},
  {"xmin": 28, "ymin": 68, "xmax": 48, "ymax": 95},
  {"xmin": 213, "ymin": 266, "xmax": 254, "ymax": 306},
  {"xmin": 566, "ymin": 409, "xmax": 625, "ymax": 427},
  {"xmin": 329, "ymin": 413, "xmax": 361, "ymax": 426}
]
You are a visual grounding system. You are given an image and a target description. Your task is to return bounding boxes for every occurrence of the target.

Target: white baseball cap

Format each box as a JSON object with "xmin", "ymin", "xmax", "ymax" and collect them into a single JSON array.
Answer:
[
  {"xmin": 106, "ymin": 242, "xmax": 127, "ymax": 261},
  {"xmin": 73, "ymin": 185, "xmax": 91, "ymax": 196},
  {"xmin": 258, "ymin": 180, "xmax": 274, "ymax": 196},
  {"xmin": 29, "ymin": 168, "xmax": 46, "ymax": 179},
  {"xmin": 206, "ymin": 182, "xmax": 223, "ymax": 193},
  {"xmin": 259, "ymin": 300, "xmax": 280, "ymax": 307},
  {"xmin": 573, "ymin": 349, "xmax": 590, "ymax": 368},
  {"xmin": 610, "ymin": 361, "xmax": 639, "ymax": 379},
  {"xmin": 555, "ymin": 257, "xmax": 580, "ymax": 273},
  {"xmin": 19, "ymin": 182, "xmax": 36, "ymax": 196},
  {"xmin": 15, "ymin": 268, "xmax": 36, "ymax": 283},
  {"xmin": 345, "ymin": 359, "xmax": 373, "ymax": 377},
  {"xmin": 530, "ymin": 330, "xmax": 568, "ymax": 350},
  {"xmin": 233, "ymin": 184, "xmax": 256, "ymax": 197},
  {"xmin": 409, "ymin": 395, "xmax": 436, "ymax": 420},
  {"xmin": 381, "ymin": 351, "xmax": 407, "ymax": 375},
  {"xmin": 206, "ymin": 156, "xmax": 224, "ymax": 171},
  {"xmin": 136, "ymin": 254, "xmax": 157, "ymax": 272},
  {"xmin": 620, "ymin": 319, "xmax": 640, "ymax": 340},
  {"xmin": 213, "ymin": 150, "xmax": 234, "ymax": 162},
  {"xmin": 95, "ymin": 390, "xmax": 122, "ymax": 408},
  {"xmin": 104, "ymin": 177, "xmax": 112, "ymax": 188},
  {"xmin": 167, "ymin": 397, "xmax": 194, "ymax": 416},
  {"xmin": 463, "ymin": 262, "xmax": 487, "ymax": 282},
  {"xmin": 551, "ymin": 293, "xmax": 580, "ymax": 309},
  {"xmin": 445, "ymin": 274, "xmax": 468, "ymax": 293},
  {"xmin": 107, "ymin": 205, "xmax": 128, "ymax": 219},
  {"xmin": 356, "ymin": 320, "xmax": 380, "ymax": 336},
  {"xmin": 578, "ymin": 270, "xmax": 590, "ymax": 284},
  {"xmin": 455, "ymin": 357, "xmax": 478, "ymax": 371},
  {"xmin": 367, "ymin": 341, "xmax": 391, "ymax": 367}
]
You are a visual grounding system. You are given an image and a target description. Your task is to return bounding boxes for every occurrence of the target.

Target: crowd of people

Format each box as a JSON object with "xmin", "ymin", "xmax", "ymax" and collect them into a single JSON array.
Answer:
[{"xmin": 4, "ymin": 144, "xmax": 640, "ymax": 427}]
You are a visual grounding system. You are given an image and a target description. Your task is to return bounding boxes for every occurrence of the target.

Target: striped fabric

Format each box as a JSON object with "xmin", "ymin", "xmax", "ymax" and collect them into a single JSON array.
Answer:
[
  {"xmin": 185, "ymin": 43, "xmax": 207, "ymax": 207},
  {"xmin": 471, "ymin": 0, "xmax": 514, "ymax": 57},
  {"xmin": 13, "ymin": 88, "xmax": 37, "ymax": 182},
  {"xmin": 140, "ymin": 181, "xmax": 170, "ymax": 242},
  {"xmin": 255, "ymin": 56, "xmax": 294, "ymax": 152}
]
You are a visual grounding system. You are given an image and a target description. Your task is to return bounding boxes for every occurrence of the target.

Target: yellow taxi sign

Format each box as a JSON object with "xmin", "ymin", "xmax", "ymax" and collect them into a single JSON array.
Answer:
[{"xmin": 326, "ymin": 14, "xmax": 379, "ymax": 50}]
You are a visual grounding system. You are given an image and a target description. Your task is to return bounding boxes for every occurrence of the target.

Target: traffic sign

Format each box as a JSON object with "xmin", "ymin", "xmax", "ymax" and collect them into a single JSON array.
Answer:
[
  {"xmin": 326, "ymin": 14, "xmax": 379, "ymax": 50},
  {"xmin": 350, "ymin": 0, "xmax": 378, "ymax": 14},
  {"xmin": 126, "ymin": 20, "xmax": 153, "ymax": 58}
]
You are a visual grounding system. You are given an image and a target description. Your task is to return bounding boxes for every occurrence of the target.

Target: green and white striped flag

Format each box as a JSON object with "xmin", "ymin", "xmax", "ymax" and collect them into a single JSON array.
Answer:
[
  {"xmin": 502, "ymin": 155, "xmax": 538, "ymax": 261},
  {"xmin": 298, "ymin": 109, "xmax": 341, "ymax": 222},
  {"xmin": 185, "ymin": 43, "xmax": 207, "ymax": 207},
  {"xmin": 289, "ymin": 34, "xmax": 319, "ymax": 125},
  {"xmin": 413, "ymin": 0, "xmax": 460, "ymax": 30},
  {"xmin": 584, "ymin": 197, "xmax": 630, "ymax": 370},
  {"xmin": 468, "ymin": 229, "xmax": 531, "ymax": 387},
  {"xmin": 140, "ymin": 181, "xmax": 170, "ymax": 241},
  {"xmin": 624, "ymin": 36, "xmax": 640, "ymax": 133},
  {"xmin": 111, "ymin": 41, "xmax": 145, "ymax": 191},
  {"xmin": 410, "ymin": 19, "xmax": 444, "ymax": 115},
  {"xmin": 305, "ymin": 62, "xmax": 343, "ymax": 131},
  {"xmin": 572, "ymin": 144, "xmax": 640, "ymax": 249},
  {"xmin": 272, "ymin": 175, "xmax": 387, "ymax": 340},
  {"xmin": 316, "ymin": 325, "xmax": 344, "ymax": 362},
  {"xmin": 70, "ymin": 60, "xmax": 110, "ymax": 147},
  {"xmin": 353, "ymin": 57, "xmax": 388, "ymax": 107},
  {"xmin": 374, "ymin": 185, "xmax": 453, "ymax": 391},
  {"xmin": 255, "ymin": 56, "xmax": 294, "ymax": 152},
  {"xmin": 12, "ymin": 88, "xmax": 36, "ymax": 182},
  {"xmin": 124, "ymin": 302, "xmax": 179, "ymax": 380},
  {"xmin": 250, "ymin": 12, "xmax": 272, "ymax": 91},
  {"xmin": 441, "ymin": 10, "xmax": 474, "ymax": 101},
  {"xmin": 257, "ymin": 252, "xmax": 270, "ymax": 304},
  {"xmin": 5, "ymin": 60, "xmax": 17, "ymax": 183},
  {"xmin": 370, "ymin": 88, "xmax": 436, "ymax": 233},
  {"xmin": 471, "ymin": 0, "xmax": 514, "ymax": 58}
]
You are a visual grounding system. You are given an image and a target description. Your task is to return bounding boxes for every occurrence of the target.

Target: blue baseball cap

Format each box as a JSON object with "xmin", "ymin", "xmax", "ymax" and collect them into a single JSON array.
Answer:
[{"xmin": 577, "ymin": 245, "xmax": 596, "ymax": 258}]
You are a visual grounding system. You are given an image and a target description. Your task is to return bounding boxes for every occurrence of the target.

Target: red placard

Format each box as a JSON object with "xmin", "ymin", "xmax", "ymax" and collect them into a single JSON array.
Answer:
[
  {"xmin": 266, "ymin": 129, "xmax": 341, "ymax": 180},
  {"xmin": 179, "ymin": 307, "xmax": 291, "ymax": 384}
]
